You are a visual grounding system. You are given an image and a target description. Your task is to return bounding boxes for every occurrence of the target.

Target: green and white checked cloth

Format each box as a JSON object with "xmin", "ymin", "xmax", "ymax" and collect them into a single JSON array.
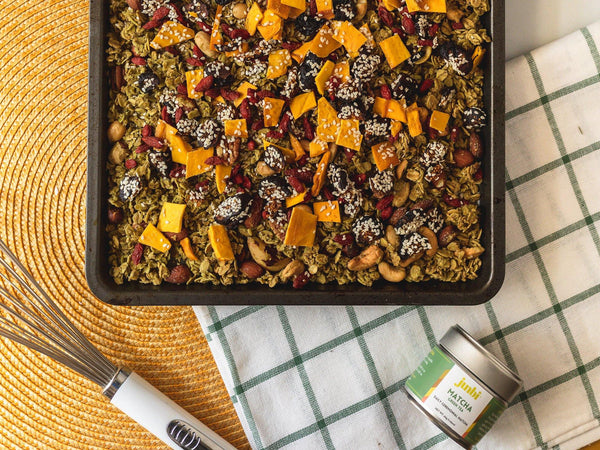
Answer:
[{"xmin": 195, "ymin": 23, "xmax": 600, "ymax": 450}]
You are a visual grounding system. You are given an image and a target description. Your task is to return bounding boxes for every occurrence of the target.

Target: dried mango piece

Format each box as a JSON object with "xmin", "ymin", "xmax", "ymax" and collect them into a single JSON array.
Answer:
[
  {"xmin": 257, "ymin": 10, "xmax": 283, "ymax": 41},
  {"xmin": 224, "ymin": 119, "xmax": 248, "ymax": 138},
  {"xmin": 406, "ymin": 103, "xmax": 423, "ymax": 137},
  {"xmin": 311, "ymin": 151, "xmax": 331, "ymax": 196},
  {"xmin": 150, "ymin": 21, "xmax": 195, "ymax": 49},
  {"xmin": 385, "ymin": 99, "xmax": 407, "ymax": 123},
  {"xmin": 289, "ymin": 135, "xmax": 306, "ymax": 161},
  {"xmin": 215, "ymin": 164, "xmax": 232, "ymax": 194},
  {"xmin": 267, "ymin": 49, "xmax": 292, "ymax": 79},
  {"xmin": 406, "ymin": 0, "xmax": 447, "ymax": 13},
  {"xmin": 208, "ymin": 224, "xmax": 235, "ymax": 261},
  {"xmin": 263, "ymin": 141, "xmax": 296, "ymax": 162},
  {"xmin": 310, "ymin": 25, "xmax": 341, "ymax": 58},
  {"xmin": 292, "ymin": 41, "xmax": 313, "ymax": 63},
  {"xmin": 331, "ymin": 21, "xmax": 367, "ymax": 56},
  {"xmin": 371, "ymin": 142, "xmax": 400, "ymax": 171},
  {"xmin": 283, "ymin": 207, "xmax": 318, "ymax": 247},
  {"xmin": 290, "ymin": 92, "xmax": 317, "ymax": 119},
  {"xmin": 315, "ymin": 0, "xmax": 334, "ymax": 18},
  {"xmin": 263, "ymin": 97, "xmax": 286, "ymax": 127},
  {"xmin": 155, "ymin": 119, "xmax": 177, "ymax": 139},
  {"xmin": 246, "ymin": 2, "xmax": 263, "ymax": 36},
  {"xmin": 180, "ymin": 237, "xmax": 199, "ymax": 261},
  {"xmin": 471, "ymin": 46, "xmax": 486, "ymax": 72},
  {"xmin": 234, "ymin": 81, "xmax": 257, "ymax": 107},
  {"xmin": 332, "ymin": 60, "xmax": 350, "ymax": 83},
  {"xmin": 267, "ymin": 0, "xmax": 291, "ymax": 18},
  {"xmin": 336, "ymin": 119, "xmax": 363, "ymax": 151},
  {"xmin": 390, "ymin": 120, "xmax": 403, "ymax": 137},
  {"xmin": 287, "ymin": 4, "xmax": 305, "ymax": 17},
  {"xmin": 379, "ymin": 35, "xmax": 411, "ymax": 69},
  {"xmin": 315, "ymin": 60, "xmax": 335, "ymax": 96},
  {"xmin": 317, "ymin": 97, "xmax": 337, "ymax": 125},
  {"xmin": 209, "ymin": 6, "xmax": 224, "ymax": 51},
  {"xmin": 225, "ymin": 42, "xmax": 249, "ymax": 57},
  {"xmin": 382, "ymin": 0, "xmax": 402, "ymax": 10},
  {"xmin": 186, "ymin": 148, "xmax": 214, "ymax": 178},
  {"xmin": 309, "ymin": 138, "xmax": 329, "ymax": 157},
  {"xmin": 373, "ymin": 97, "xmax": 389, "ymax": 117},
  {"xmin": 313, "ymin": 201, "xmax": 341, "ymax": 222},
  {"xmin": 169, "ymin": 135, "xmax": 193, "ymax": 164},
  {"xmin": 286, "ymin": 191, "xmax": 308, "ymax": 208},
  {"xmin": 158, "ymin": 202, "xmax": 187, "ymax": 234},
  {"xmin": 316, "ymin": 124, "xmax": 338, "ymax": 142},
  {"xmin": 430, "ymin": 110, "xmax": 450, "ymax": 132},
  {"xmin": 139, "ymin": 223, "xmax": 171, "ymax": 253},
  {"xmin": 185, "ymin": 69, "xmax": 205, "ymax": 99}
]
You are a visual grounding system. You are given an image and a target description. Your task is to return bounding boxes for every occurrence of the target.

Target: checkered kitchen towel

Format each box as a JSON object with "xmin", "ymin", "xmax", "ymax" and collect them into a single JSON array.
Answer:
[{"xmin": 194, "ymin": 22, "xmax": 600, "ymax": 450}]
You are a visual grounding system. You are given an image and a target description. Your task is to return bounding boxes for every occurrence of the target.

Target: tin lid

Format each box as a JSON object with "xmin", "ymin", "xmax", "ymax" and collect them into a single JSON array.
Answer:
[{"xmin": 440, "ymin": 325, "xmax": 523, "ymax": 403}]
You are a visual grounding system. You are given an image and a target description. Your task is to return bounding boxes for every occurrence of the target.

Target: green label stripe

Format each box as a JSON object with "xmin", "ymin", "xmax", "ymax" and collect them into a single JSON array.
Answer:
[
  {"xmin": 277, "ymin": 306, "xmax": 334, "ymax": 449},
  {"xmin": 346, "ymin": 306, "xmax": 407, "ymax": 450},
  {"xmin": 525, "ymin": 52, "xmax": 600, "ymax": 420},
  {"xmin": 405, "ymin": 346, "xmax": 454, "ymax": 400}
]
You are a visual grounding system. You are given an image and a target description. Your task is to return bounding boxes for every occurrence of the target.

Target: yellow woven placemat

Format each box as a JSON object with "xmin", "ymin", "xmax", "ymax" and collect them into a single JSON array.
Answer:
[{"xmin": 0, "ymin": 1, "xmax": 249, "ymax": 448}]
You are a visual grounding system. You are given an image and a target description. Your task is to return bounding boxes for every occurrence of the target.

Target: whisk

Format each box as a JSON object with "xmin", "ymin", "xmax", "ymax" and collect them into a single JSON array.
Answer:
[{"xmin": 0, "ymin": 239, "xmax": 236, "ymax": 450}]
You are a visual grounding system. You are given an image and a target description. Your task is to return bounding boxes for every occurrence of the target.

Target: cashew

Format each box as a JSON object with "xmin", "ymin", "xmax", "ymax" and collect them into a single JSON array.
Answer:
[
  {"xmin": 194, "ymin": 31, "xmax": 217, "ymax": 58},
  {"xmin": 280, "ymin": 260, "xmax": 305, "ymax": 281},
  {"xmin": 355, "ymin": 0, "xmax": 368, "ymax": 21},
  {"xmin": 108, "ymin": 121, "xmax": 126, "ymax": 143},
  {"xmin": 399, "ymin": 251, "xmax": 424, "ymax": 268},
  {"xmin": 419, "ymin": 226, "xmax": 439, "ymax": 257},
  {"xmin": 385, "ymin": 225, "xmax": 399, "ymax": 249},
  {"xmin": 392, "ymin": 180, "xmax": 410, "ymax": 207},
  {"xmin": 231, "ymin": 2, "xmax": 248, "ymax": 19},
  {"xmin": 256, "ymin": 161, "xmax": 275, "ymax": 177},
  {"xmin": 108, "ymin": 141, "xmax": 128, "ymax": 165},
  {"xmin": 464, "ymin": 247, "xmax": 485, "ymax": 259},
  {"xmin": 378, "ymin": 262, "xmax": 406, "ymax": 282},
  {"xmin": 446, "ymin": 7, "xmax": 465, "ymax": 22},
  {"xmin": 247, "ymin": 237, "xmax": 291, "ymax": 271},
  {"xmin": 348, "ymin": 245, "xmax": 383, "ymax": 271},
  {"xmin": 395, "ymin": 159, "xmax": 408, "ymax": 179}
]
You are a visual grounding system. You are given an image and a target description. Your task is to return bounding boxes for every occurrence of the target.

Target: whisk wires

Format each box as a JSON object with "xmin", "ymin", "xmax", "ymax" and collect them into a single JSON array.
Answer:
[{"xmin": 0, "ymin": 240, "xmax": 118, "ymax": 387}]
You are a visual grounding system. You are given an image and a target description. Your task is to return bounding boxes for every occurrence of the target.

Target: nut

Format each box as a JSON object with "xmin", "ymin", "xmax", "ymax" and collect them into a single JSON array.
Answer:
[
  {"xmin": 108, "ymin": 121, "xmax": 126, "ymax": 143},
  {"xmin": 256, "ymin": 161, "xmax": 275, "ymax": 177},
  {"xmin": 438, "ymin": 225, "xmax": 458, "ymax": 247},
  {"xmin": 453, "ymin": 149, "xmax": 475, "ymax": 168},
  {"xmin": 464, "ymin": 247, "xmax": 485, "ymax": 259},
  {"xmin": 165, "ymin": 265, "xmax": 192, "ymax": 284},
  {"xmin": 108, "ymin": 206, "xmax": 124, "ymax": 224},
  {"xmin": 240, "ymin": 260, "xmax": 265, "ymax": 278},
  {"xmin": 194, "ymin": 31, "xmax": 217, "ymax": 58},
  {"xmin": 108, "ymin": 141, "xmax": 128, "ymax": 165},
  {"xmin": 418, "ymin": 226, "xmax": 439, "ymax": 257},
  {"xmin": 355, "ymin": 0, "xmax": 367, "ymax": 20},
  {"xmin": 469, "ymin": 133, "xmax": 483, "ymax": 159},
  {"xmin": 385, "ymin": 225, "xmax": 399, "ymax": 249},
  {"xmin": 247, "ymin": 237, "xmax": 291, "ymax": 271},
  {"xmin": 395, "ymin": 159, "xmax": 408, "ymax": 179},
  {"xmin": 378, "ymin": 262, "xmax": 406, "ymax": 282},
  {"xmin": 232, "ymin": 3, "xmax": 248, "ymax": 19},
  {"xmin": 418, "ymin": 107, "xmax": 429, "ymax": 123},
  {"xmin": 399, "ymin": 251, "xmax": 424, "ymax": 268},
  {"xmin": 126, "ymin": 0, "xmax": 140, "ymax": 10},
  {"xmin": 392, "ymin": 181, "xmax": 410, "ymax": 207},
  {"xmin": 279, "ymin": 260, "xmax": 305, "ymax": 281},
  {"xmin": 348, "ymin": 245, "xmax": 383, "ymax": 271},
  {"xmin": 446, "ymin": 7, "xmax": 465, "ymax": 22}
]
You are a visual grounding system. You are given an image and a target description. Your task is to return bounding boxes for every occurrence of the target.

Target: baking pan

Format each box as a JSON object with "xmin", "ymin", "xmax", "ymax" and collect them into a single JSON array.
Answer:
[{"xmin": 86, "ymin": 0, "xmax": 505, "ymax": 306}]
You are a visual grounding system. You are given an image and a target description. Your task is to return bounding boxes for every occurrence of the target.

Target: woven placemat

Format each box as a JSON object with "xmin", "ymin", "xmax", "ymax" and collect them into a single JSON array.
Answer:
[{"xmin": 0, "ymin": 1, "xmax": 248, "ymax": 448}]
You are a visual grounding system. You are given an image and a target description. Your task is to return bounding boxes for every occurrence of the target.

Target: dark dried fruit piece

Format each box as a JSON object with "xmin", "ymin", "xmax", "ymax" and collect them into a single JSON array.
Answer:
[
  {"xmin": 203, "ymin": 61, "xmax": 232, "ymax": 86},
  {"xmin": 333, "ymin": 0, "xmax": 355, "ymax": 21},
  {"xmin": 390, "ymin": 73, "xmax": 418, "ymax": 103},
  {"xmin": 138, "ymin": 70, "xmax": 160, "ymax": 93},
  {"xmin": 351, "ymin": 49, "xmax": 381, "ymax": 83},
  {"xmin": 425, "ymin": 207, "xmax": 444, "ymax": 233},
  {"xmin": 352, "ymin": 215, "xmax": 384, "ymax": 246},
  {"xmin": 295, "ymin": 13, "xmax": 325, "ymax": 38},
  {"xmin": 394, "ymin": 208, "xmax": 427, "ymax": 236},
  {"xmin": 292, "ymin": 271, "xmax": 311, "ymax": 289},
  {"xmin": 420, "ymin": 140, "xmax": 447, "ymax": 167},
  {"xmin": 399, "ymin": 232, "xmax": 431, "ymax": 259},
  {"xmin": 298, "ymin": 52, "xmax": 323, "ymax": 92},
  {"xmin": 362, "ymin": 117, "xmax": 391, "ymax": 145},
  {"xmin": 214, "ymin": 194, "xmax": 252, "ymax": 227},
  {"xmin": 328, "ymin": 163, "xmax": 350, "ymax": 195},
  {"xmin": 463, "ymin": 107, "xmax": 487, "ymax": 130},
  {"xmin": 118, "ymin": 174, "xmax": 142, "ymax": 202},
  {"xmin": 195, "ymin": 119, "xmax": 222, "ymax": 148},
  {"xmin": 258, "ymin": 175, "xmax": 291, "ymax": 202},
  {"xmin": 164, "ymin": 229, "xmax": 189, "ymax": 242},
  {"xmin": 108, "ymin": 206, "xmax": 124, "ymax": 224},
  {"xmin": 244, "ymin": 196, "xmax": 263, "ymax": 228},
  {"xmin": 264, "ymin": 145, "xmax": 286, "ymax": 172},
  {"xmin": 194, "ymin": 74, "xmax": 214, "ymax": 92},
  {"xmin": 165, "ymin": 265, "xmax": 192, "ymax": 284},
  {"xmin": 148, "ymin": 150, "xmax": 171, "ymax": 178},
  {"xmin": 438, "ymin": 42, "xmax": 473, "ymax": 76},
  {"xmin": 369, "ymin": 170, "xmax": 394, "ymax": 199}
]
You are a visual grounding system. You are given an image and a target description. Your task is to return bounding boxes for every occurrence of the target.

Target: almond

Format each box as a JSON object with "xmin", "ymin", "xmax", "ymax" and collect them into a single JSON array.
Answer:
[
  {"xmin": 126, "ymin": 0, "xmax": 141, "ymax": 10},
  {"xmin": 438, "ymin": 225, "xmax": 457, "ymax": 247},
  {"xmin": 469, "ymin": 133, "xmax": 483, "ymax": 159},
  {"xmin": 453, "ymin": 149, "xmax": 475, "ymax": 168},
  {"xmin": 240, "ymin": 261, "xmax": 264, "ymax": 279},
  {"xmin": 165, "ymin": 265, "xmax": 191, "ymax": 284}
]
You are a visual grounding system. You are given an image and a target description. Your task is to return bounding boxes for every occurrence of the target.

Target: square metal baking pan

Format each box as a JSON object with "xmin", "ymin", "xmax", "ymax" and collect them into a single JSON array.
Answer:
[{"xmin": 86, "ymin": 0, "xmax": 505, "ymax": 306}]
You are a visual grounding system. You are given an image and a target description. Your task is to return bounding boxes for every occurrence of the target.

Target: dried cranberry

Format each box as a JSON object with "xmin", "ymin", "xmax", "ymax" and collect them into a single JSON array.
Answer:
[
  {"xmin": 452, "ymin": 21, "xmax": 464, "ymax": 30},
  {"xmin": 247, "ymin": 140, "xmax": 257, "ymax": 151},
  {"xmin": 125, "ymin": 159, "xmax": 137, "ymax": 169},
  {"xmin": 474, "ymin": 168, "xmax": 483, "ymax": 181},
  {"xmin": 266, "ymin": 130, "xmax": 284, "ymax": 139},
  {"xmin": 251, "ymin": 119, "xmax": 265, "ymax": 131},
  {"xmin": 242, "ymin": 176, "xmax": 252, "ymax": 190},
  {"xmin": 450, "ymin": 126, "xmax": 461, "ymax": 142},
  {"xmin": 108, "ymin": 206, "xmax": 124, "ymax": 224},
  {"xmin": 443, "ymin": 194, "xmax": 469, "ymax": 207},
  {"xmin": 281, "ymin": 42, "xmax": 302, "ymax": 51},
  {"xmin": 231, "ymin": 29, "xmax": 250, "ymax": 40},
  {"xmin": 239, "ymin": 98, "xmax": 251, "ymax": 119},
  {"xmin": 135, "ymin": 143, "xmax": 150, "ymax": 153},
  {"xmin": 342, "ymin": 243, "xmax": 361, "ymax": 258},
  {"xmin": 131, "ymin": 243, "xmax": 144, "ymax": 265},
  {"xmin": 322, "ymin": 187, "xmax": 335, "ymax": 201},
  {"xmin": 333, "ymin": 233, "xmax": 354, "ymax": 246},
  {"xmin": 131, "ymin": 56, "xmax": 146, "ymax": 66},
  {"xmin": 355, "ymin": 173, "xmax": 367, "ymax": 186},
  {"xmin": 419, "ymin": 79, "xmax": 434, "ymax": 93},
  {"xmin": 186, "ymin": 57, "xmax": 205, "ymax": 67},
  {"xmin": 221, "ymin": 88, "xmax": 241, "ymax": 101},
  {"xmin": 428, "ymin": 23, "xmax": 440, "ymax": 37},
  {"xmin": 380, "ymin": 84, "xmax": 392, "ymax": 100},
  {"xmin": 204, "ymin": 156, "xmax": 225, "ymax": 166}
]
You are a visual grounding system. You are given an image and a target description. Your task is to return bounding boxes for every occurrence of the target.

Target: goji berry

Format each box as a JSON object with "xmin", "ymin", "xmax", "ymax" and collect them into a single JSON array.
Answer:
[
  {"xmin": 474, "ymin": 168, "xmax": 483, "ymax": 181},
  {"xmin": 419, "ymin": 79, "xmax": 434, "ymax": 93},
  {"xmin": 266, "ymin": 130, "xmax": 284, "ymax": 139},
  {"xmin": 152, "ymin": 5, "xmax": 170, "ymax": 20},
  {"xmin": 401, "ymin": 15, "xmax": 415, "ymax": 34},
  {"xmin": 204, "ymin": 156, "xmax": 225, "ymax": 165},
  {"xmin": 220, "ymin": 88, "xmax": 241, "ymax": 101},
  {"xmin": 194, "ymin": 75, "xmax": 214, "ymax": 92},
  {"xmin": 125, "ymin": 159, "xmax": 137, "ymax": 169},
  {"xmin": 204, "ymin": 87, "xmax": 220, "ymax": 98},
  {"xmin": 333, "ymin": 233, "xmax": 354, "ymax": 246},
  {"xmin": 142, "ymin": 19, "xmax": 161, "ymax": 30},
  {"xmin": 175, "ymin": 107, "xmax": 184, "ymax": 123},
  {"xmin": 169, "ymin": 164, "xmax": 186, "ymax": 178},
  {"xmin": 142, "ymin": 136, "xmax": 165, "ymax": 148},
  {"xmin": 131, "ymin": 56, "xmax": 146, "ymax": 66},
  {"xmin": 452, "ymin": 21, "xmax": 464, "ymax": 30},
  {"xmin": 251, "ymin": 119, "xmax": 265, "ymax": 131},
  {"xmin": 378, "ymin": 7, "xmax": 394, "ymax": 27},
  {"xmin": 292, "ymin": 271, "xmax": 311, "ymax": 289},
  {"xmin": 279, "ymin": 111, "xmax": 292, "ymax": 132},
  {"xmin": 380, "ymin": 84, "xmax": 392, "ymax": 100},
  {"xmin": 247, "ymin": 140, "xmax": 256, "ymax": 151},
  {"xmin": 281, "ymin": 42, "xmax": 302, "ymax": 51},
  {"xmin": 135, "ymin": 143, "xmax": 150, "ymax": 153},
  {"xmin": 322, "ymin": 187, "xmax": 335, "ymax": 201},
  {"xmin": 355, "ymin": 173, "xmax": 367, "ymax": 186},
  {"xmin": 287, "ymin": 175, "xmax": 305, "ymax": 193},
  {"xmin": 142, "ymin": 125, "xmax": 152, "ymax": 138},
  {"xmin": 176, "ymin": 83, "xmax": 188, "ymax": 95},
  {"xmin": 131, "ymin": 243, "xmax": 144, "ymax": 265},
  {"xmin": 344, "ymin": 148, "xmax": 356, "ymax": 162},
  {"xmin": 192, "ymin": 45, "xmax": 204, "ymax": 59},
  {"xmin": 231, "ymin": 29, "xmax": 250, "ymax": 40},
  {"xmin": 443, "ymin": 194, "xmax": 469, "ymax": 207},
  {"xmin": 428, "ymin": 23, "xmax": 440, "ymax": 37},
  {"xmin": 296, "ymin": 154, "xmax": 308, "ymax": 167},
  {"xmin": 239, "ymin": 98, "xmax": 251, "ymax": 119},
  {"xmin": 303, "ymin": 116, "xmax": 314, "ymax": 141},
  {"xmin": 242, "ymin": 176, "xmax": 252, "ymax": 190},
  {"xmin": 161, "ymin": 105, "xmax": 171, "ymax": 123}
]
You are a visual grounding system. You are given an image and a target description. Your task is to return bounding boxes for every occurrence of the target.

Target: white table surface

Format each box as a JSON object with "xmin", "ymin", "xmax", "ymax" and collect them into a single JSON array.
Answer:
[{"xmin": 506, "ymin": 0, "xmax": 600, "ymax": 60}]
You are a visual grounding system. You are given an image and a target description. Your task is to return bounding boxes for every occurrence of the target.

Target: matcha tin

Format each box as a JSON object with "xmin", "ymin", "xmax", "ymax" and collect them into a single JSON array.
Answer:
[{"xmin": 405, "ymin": 325, "xmax": 523, "ymax": 449}]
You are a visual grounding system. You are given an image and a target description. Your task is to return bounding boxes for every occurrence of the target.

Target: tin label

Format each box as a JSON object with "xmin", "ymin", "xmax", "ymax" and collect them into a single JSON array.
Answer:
[{"xmin": 405, "ymin": 346, "xmax": 506, "ymax": 445}]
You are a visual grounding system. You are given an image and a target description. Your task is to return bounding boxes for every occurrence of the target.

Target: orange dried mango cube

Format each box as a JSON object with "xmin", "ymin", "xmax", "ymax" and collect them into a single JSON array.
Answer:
[
  {"xmin": 285, "ymin": 191, "xmax": 308, "ymax": 208},
  {"xmin": 158, "ymin": 202, "xmax": 187, "ymax": 234},
  {"xmin": 169, "ymin": 135, "xmax": 193, "ymax": 164},
  {"xmin": 371, "ymin": 142, "xmax": 400, "ymax": 171},
  {"xmin": 186, "ymin": 148, "xmax": 214, "ymax": 178},
  {"xmin": 382, "ymin": 0, "xmax": 402, "ymax": 10},
  {"xmin": 224, "ymin": 119, "xmax": 248, "ymax": 138},
  {"xmin": 267, "ymin": 49, "xmax": 292, "ymax": 79},
  {"xmin": 379, "ymin": 35, "xmax": 411, "ymax": 69},
  {"xmin": 386, "ymin": 99, "xmax": 407, "ymax": 123},
  {"xmin": 336, "ymin": 119, "xmax": 363, "ymax": 151},
  {"xmin": 234, "ymin": 81, "xmax": 257, "ymax": 107},
  {"xmin": 290, "ymin": 92, "xmax": 317, "ymax": 119},
  {"xmin": 257, "ymin": 10, "xmax": 283, "ymax": 41},
  {"xmin": 208, "ymin": 224, "xmax": 235, "ymax": 261},
  {"xmin": 317, "ymin": 97, "xmax": 337, "ymax": 125},
  {"xmin": 289, "ymin": 135, "xmax": 306, "ymax": 160},
  {"xmin": 315, "ymin": 0, "xmax": 334, "ymax": 18},
  {"xmin": 287, "ymin": 5, "xmax": 304, "ymax": 18},
  {"xmin": 209, "ymin": 6, "xmax": 224, "ymax": 51},
  {"xmin": 292, "ymin": 41, "xmax": 313, "ymax": 63},
  {"xmin": 472, "ymin": 46, "xmax": 486, "ymax": 71},
  {"xmin": 185, "ymin": 69, "xmax": 205, "ymax": 99},
  {"xmin": 311, "ymin": 151, "xmax": 331, "ymax": 196},
  {"xmin": 373, "ymin": 97, "xmax": 389, "ymax": 117},
  {"xmin": 263, "ymin": 97, "xmax": 286, "ymax": 127},
  {"xmin": 215, "ymin": 164, "xmax": 232, "ymax": 194},
  {"xmin": 316, "ymin": 124, "xmax": 338, "ymax": 142},
  {"xmin": 310, "ymin": 25, "xmax": 341, "ymax": 58},
  {"xmin": 390, "ymin": 120, "xmax": 403, "ymax": 137},
  {"xmin": 332, "ymin": 60, "xmax": 350, "ymax": 82},
  {"xmin": 246, "ymin": 2, "xmax": 263, "ymax": 36},
  {"xmin": 331, "ymin": 21, "xmax": 367, "ymax": 56},
  {"xmin": 139, "ymin": 223, "xmax": 171, "ymax": 253},
  {"xmin": 155, "ymin": 119, "xmax": 177, "ymax": 139},
  {"xmin": 315, "ymin": 60, "xmax": 335, "ymax": 96},
  {"xmin": 430, "ymin": 110, "xmax": 450, "ymax": 132},
  {"xmin": 313, "ymin": 201, "xmax": 341, "ymax": 222},
  {"xmin": 267, "ymin": 0, "xmax": 290, "ymax": 18},
  {"xmin": 150, "ymin": 21, "xmax": 195, "ymax": 49},
  {"xmin": 284, "ymin": 207, "xmax": 318, "ymax": 247},
  {"xmin": 406, "ymin": 103, "xmax": 423, "ymax": 137},
  {"xmin": 309, "ymin": 138, "xmax": 329, "ymax": 157},
  {"xmin": 180, "ymin": 237, "xmax": 199, "ymax": 261},
  {"xmin": 406, "ymin": 0, "xmax": 447, "ymax": 13}
]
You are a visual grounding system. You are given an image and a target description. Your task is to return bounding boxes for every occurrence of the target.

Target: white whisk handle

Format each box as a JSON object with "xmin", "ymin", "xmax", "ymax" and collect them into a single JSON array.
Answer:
[{"xmin": 110, "ymin": 371, "xmax": 236, "ymax": 450}]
